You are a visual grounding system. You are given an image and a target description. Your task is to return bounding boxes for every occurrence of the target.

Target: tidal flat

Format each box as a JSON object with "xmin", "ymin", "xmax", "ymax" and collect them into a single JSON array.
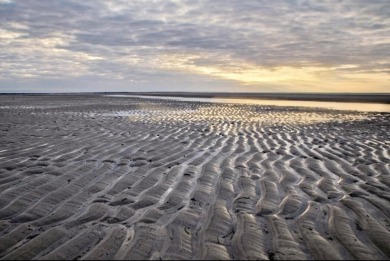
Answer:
[{"xmin": 0, "ymin": 94, "xmax": 389, "ymax": 260}]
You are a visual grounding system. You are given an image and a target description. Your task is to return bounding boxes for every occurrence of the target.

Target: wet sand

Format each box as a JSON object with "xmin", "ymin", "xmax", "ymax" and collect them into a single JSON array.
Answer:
[{"xmin": 0, "ymin": 94, "xmax": 389, "ymax": 260}]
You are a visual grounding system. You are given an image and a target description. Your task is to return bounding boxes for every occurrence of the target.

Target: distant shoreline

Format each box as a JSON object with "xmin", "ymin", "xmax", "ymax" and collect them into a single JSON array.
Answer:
[{"xmin": 0, "ymin": 92, "xmax": 389, "ymax": 104}]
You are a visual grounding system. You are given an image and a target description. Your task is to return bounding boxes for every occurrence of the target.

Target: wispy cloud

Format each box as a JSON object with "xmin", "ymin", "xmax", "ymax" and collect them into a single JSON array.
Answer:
[{"xmin": 0, "ymin": 0, "xmax": 389, "ymax": 92}]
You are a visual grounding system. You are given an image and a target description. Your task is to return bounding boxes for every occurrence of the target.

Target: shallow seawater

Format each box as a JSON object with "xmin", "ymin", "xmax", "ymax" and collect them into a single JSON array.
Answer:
[{"xmin": 105, "ymin": 94, "xmax": 390, "ymax": 113}]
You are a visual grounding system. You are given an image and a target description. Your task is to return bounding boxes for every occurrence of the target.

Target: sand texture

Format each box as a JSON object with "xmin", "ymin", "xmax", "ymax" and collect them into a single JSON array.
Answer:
[{"xmin": 0, "ymin": 95, "xmax": 389, "ymax": 260}]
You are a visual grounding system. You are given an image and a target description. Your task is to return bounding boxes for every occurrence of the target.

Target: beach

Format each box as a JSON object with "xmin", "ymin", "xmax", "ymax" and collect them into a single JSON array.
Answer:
[{"xmin": 0, "ymin": 94, "xmax": 389, "ymax": 260}]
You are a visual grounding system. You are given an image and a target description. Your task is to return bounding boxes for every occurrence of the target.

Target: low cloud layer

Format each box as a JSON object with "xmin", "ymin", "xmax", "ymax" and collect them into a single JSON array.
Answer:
[{"xmin": 0, "ymin": 0, "xmax": 389, "ymax": 92}]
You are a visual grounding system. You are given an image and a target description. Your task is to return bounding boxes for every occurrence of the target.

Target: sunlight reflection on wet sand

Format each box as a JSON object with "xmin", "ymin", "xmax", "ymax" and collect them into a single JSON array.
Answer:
[
  {"xmin": 105, "ymin": 95, "xmax": 390, "ymax": 113},
  {"xmin": 101, "ymin": 98, "xmax": 367, "ymax": 125}
]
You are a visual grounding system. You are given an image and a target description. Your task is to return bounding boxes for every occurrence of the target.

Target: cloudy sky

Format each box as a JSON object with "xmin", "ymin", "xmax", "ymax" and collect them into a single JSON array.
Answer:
[{"xmin": 0, "ymin": 0, "xmax": 389, "ymax": 93}]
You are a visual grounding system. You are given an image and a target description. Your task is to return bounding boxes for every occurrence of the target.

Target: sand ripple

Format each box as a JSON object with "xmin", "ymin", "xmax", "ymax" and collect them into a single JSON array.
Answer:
[{"xmin": 0, "ymin": 95, "xmax": 389, "ymax": 260}]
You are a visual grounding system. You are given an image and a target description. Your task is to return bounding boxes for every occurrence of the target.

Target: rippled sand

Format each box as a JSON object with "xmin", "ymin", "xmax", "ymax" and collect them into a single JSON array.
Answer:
[{"xmin": 0, "ymin": 95, "xmax": 389, "ymax": 260}]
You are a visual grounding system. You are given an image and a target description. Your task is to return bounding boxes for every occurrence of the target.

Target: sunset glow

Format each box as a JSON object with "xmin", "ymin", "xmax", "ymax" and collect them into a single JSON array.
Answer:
[{"xmin": 0, "ymin": 0, "xmax": 389, "ymax": 93}]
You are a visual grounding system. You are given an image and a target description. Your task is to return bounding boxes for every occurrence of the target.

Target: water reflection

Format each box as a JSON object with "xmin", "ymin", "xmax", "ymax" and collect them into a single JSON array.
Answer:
[
  {"xmin": 101, "ymin": 96, "xmax": 367, "ymax": 126},
  {"xmin": 105, "ymin": 95, "xmax": 390, "ymax": 113}
]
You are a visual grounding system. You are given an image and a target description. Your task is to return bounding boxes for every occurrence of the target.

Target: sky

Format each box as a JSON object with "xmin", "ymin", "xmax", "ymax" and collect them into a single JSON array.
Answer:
[{"xmin": 0, "ymin": 0, "xmax": 389, "ymax": 93}]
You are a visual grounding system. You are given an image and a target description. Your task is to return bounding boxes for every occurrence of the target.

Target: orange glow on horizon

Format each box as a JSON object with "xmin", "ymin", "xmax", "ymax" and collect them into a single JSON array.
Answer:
[{"xmin": 152, "ymin": 53, "xmax": 390, "ymax": 93}]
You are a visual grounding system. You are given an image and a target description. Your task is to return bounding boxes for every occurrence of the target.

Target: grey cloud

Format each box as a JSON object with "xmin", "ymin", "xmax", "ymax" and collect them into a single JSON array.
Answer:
[{"xmin": 0, "ymin": 0, "xmax": 389, "ymax": 92}]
